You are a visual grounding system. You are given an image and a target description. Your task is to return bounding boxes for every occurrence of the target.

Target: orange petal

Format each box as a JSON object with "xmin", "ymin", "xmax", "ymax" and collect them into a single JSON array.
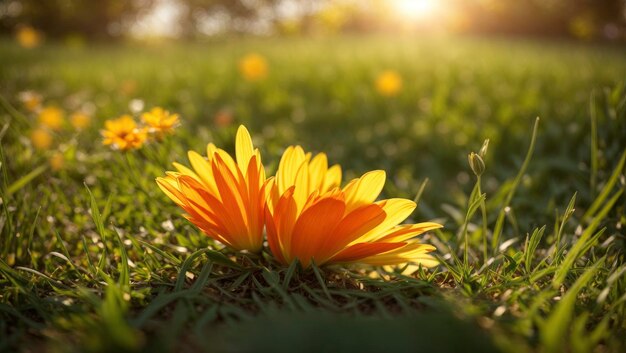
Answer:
[
  {"xmin": 268, "ymin": 186, "xmax": 298, "ymax": 263},
  {"xmin": 318, "ymin": 204, "xmax": 386, "ymax": 262},
  {"xmin": 290, "ymin": 196, "xmax": 346, "ymax": 267},
  {"xmin": 209, "ymin": 156, "xmax": 256, "ymax": 248}
]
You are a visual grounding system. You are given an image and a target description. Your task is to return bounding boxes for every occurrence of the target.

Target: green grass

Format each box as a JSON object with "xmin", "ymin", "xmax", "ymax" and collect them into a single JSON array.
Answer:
[{"xmin": 0, "ymin": 34, "xmax": 625, "ymax": 353}]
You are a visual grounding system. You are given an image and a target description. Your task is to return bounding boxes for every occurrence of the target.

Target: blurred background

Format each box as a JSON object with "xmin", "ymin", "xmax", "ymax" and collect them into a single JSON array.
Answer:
[
  {"xmin": 1, "ymin": 0, "xmax": 626, "ymax": 41},
  {"xmin": 1, "ymin": 2, "xmax": 626, "ymax": 352},
  {"xmin": 1, "ymin": 0, "xmax": 625, "ymax": 228}
]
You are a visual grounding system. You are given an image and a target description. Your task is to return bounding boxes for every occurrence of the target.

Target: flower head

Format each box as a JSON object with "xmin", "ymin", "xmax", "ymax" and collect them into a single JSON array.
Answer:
[
  {"xmin": 18, "ymin": 91, "xmax": 42, "ymax": 112},
  {"xmin": 49, "ymin": 152, "xmax": 65, "ymax": 171},
  {"xmin": 16, "ymin": 26, "xmax": 41, "ymax": 48},
  {"xmin": 141, "ymin": 107, "xmax": 180, "ymax": 138},
  {"xmin": 239, "ymin": 53, "xmax": 268, "ymax": 82},
  {"xmin": 375, "ymin": 70, "xmax": 403, "ymax": 97},
  {"xmin": 157, "ymin": 126, "xmax": 268, "ymax": 252},
  {"xmin": 101, "ymin": 115, "xmax": 147, "ymax": 151},
  {"xmin": 70, "ymin": 112, "xmax": 91, "ymax": 130},
  {"xmin": 30, "ymin": 128, "xmax": 53, "ymax": 150},
  {"xmin": 38, "ymin": 106, "xmax": 64, "ymax": 130},
  {"xmin": 265, "ymin": 146, "xmax": 441, "ymax": 268}
]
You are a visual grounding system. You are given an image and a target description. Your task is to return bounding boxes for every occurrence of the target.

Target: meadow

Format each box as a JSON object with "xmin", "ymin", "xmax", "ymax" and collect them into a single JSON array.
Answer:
[{"xmin": 1, "ymin": 35, "xmax": 625, "ymax": 352}]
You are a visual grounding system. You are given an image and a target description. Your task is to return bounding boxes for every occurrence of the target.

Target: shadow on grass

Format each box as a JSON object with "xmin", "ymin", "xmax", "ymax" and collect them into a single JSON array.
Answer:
[{"xmin": 202, "ymin": 309, "xmax": 500, "ymax": 353}]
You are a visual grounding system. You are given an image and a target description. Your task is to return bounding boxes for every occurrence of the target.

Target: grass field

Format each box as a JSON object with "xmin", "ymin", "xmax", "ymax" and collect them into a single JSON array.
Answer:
[{"xmin": 1, "ymin": 35, "xmax": 626, "ymax": 352}]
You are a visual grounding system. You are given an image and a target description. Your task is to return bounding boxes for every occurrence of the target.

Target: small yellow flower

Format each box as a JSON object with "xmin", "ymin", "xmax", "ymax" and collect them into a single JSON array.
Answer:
[
  {"xmin": 375, "ymin": 70, "xmax": 403, "ymax": 97},
  {"xmin": 38, "ymin": 106, "xmax": 65, "ymax": 131},
  {"xmin": 239, "ymin": 53, "xmax": 268, "ymax": 82},
  {"xmin": 101, "ymin": 115, "xmax": 147, "ymax": 151},
  {"xmin": 16, "ymin": 26, "xmax": 42, "ymax": 49},
  {"xmin": 157, "ymin": 126, "xmax": 268, "ymax": 252},
  {"xmin": 30, "ymin": 128, "xmax": 53, "ymax": 150},
  {"xmin": 18, "ymin": 91, "xmax": 42, "ymax": 112},
  {"xmin": 49, "ymin": 152, "xmax": 65, "ymax": 171},
  {"xmin": 70, "ymin": 112, "xmax": 91, "ymax": 130},
  {"xmin": 141, "ymin": 107, "xmax": 180, "ymax": 138},
  {"xmin": 265, "ymin": 146, "xmax": 441, "ymax": 268}
]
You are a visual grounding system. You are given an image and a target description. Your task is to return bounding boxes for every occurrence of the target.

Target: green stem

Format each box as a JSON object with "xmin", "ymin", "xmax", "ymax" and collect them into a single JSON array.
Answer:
[{"xmin": 477, "ymin": 176, "xmax": 488, "ymax": 262}]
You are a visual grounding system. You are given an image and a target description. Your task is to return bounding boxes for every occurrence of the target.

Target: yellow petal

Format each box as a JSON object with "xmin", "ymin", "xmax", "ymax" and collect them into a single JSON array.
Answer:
[
  {"xmin": 207, "ymin": 143, "xmax": 217, "ymax": 161},
  {"xmin": 352, "ymin": 198, "xmax": 416, "ymax": 244},
  {"xmin": 360, "ymin": 242, "xmax": 437, "ymax": 266},
  {"xmin": 277, "ymin": 145, "xmax": 306, "ymax": 194},
  {"xmin": 235, "ymin": 125, "xmax": 254, "ymax": 173},
  {"xmin": 378, "ymin": 222, "xmax": 443, "ymax": 242},
  {"xmin": 329, "ymin": 242, "xmax": 406, "ymax": 264},
  {"xmin": 322, "ymin": 164, "xmax": 342, "ymax": 192},
  {"xmin": 187, "ymin": 151, "xmax": 218, "ymax": 195},
  {"xmin": 214, "ymin": 148, "xmax": 240, "ymax": 182},
  {"xmin": 156, "ymin": 176, "xmax": 184, "ymax": 206},
  {"xmin": 308, "ymin": 153, "xmax": 328, "ymax": 191},
  {"xmin": 343, "ymin": 170, "xmax": 386, "ymax": 213},
  {"xmin": 292, "ymin": 161, "xmax": 310, "ymax": 213},
  {"xmin": 172, "ymin": 162, "xmax": 200, "ymax": 181}
]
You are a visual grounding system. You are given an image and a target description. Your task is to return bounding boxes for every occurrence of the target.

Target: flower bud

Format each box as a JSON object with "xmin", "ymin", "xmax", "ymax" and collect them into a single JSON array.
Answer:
[
  {"xmin": 479, "ymin": 139, "xmax": 489, "ymax": 158},
  {"xmin": 468, "ymin": 152, "xmax": 485, "ymax": 176}
]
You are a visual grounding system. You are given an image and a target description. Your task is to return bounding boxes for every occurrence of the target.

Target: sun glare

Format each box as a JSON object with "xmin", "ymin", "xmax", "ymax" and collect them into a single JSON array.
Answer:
[{"xmin": 392, "ymin": 0, "xmax": 441, "ymax": 21}]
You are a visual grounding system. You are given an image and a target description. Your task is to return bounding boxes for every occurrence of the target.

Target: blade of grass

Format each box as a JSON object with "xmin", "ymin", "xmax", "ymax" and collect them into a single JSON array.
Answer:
[
  {"xmin": 85, "ymin": 184, "xmax": 108, "ymax": 274},
  {"xmin": 541, "ymin": 258, "xmax": 604, "ymax": 352},
  {"xmin": 524, "ymin": 225, "xmax": 545, "ymax": 274},
  {"xmin": 583, "ymin": 149, "xmax": 626, "ymax": 221},
  {"xmin": 113, "ymin": 228, "xmax": 130, "ymax": 289},
  {"xmin": 413, "ymin": 178, "xmax": 429, "ymax": 207},
  {"xmin": 492, "ymin": 117, "xmax": 540, "ymax": 251},
  {"xmin": 553, "ymin": 189, "xmax": 621, "ymax": 287},
  {"xmin": 6, "ymin": 165, "xmax": 47, "ymax": 196}
]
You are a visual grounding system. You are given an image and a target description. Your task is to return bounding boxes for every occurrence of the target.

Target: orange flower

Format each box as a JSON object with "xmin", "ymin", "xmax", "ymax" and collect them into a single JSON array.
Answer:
[
  {"xmin": 141, "ymin": 107, "xmax": 180, "ymax": 137},
  {"xmin": 375, "ymin": 70, "xmax": 403, "ymax": 97},
  {"xmin": 16, "ymin": 26, "xmax": 41, "ymax": 48},
  {"xmin": 239, "ymin": 53, "xmax": 268, "ymax": 81},
  {"xmin": 38, "ymin": 106, "xmax": 64, "ymax": 130},
  {"xmin": 265, "ymin": 146, "xmax": 441, "ymax": 268},
  {"xmin": 156, "ymin": 126, "xmax": 268, "ymax": 252},
  {"xmin": 49, "ymin": 152, "xmax": 65, "ymax": 171},
  {"xmin": 30, "ymin": 128, "xmax": 53, "ymax": 150},
  {"xmin": 101, "ymin": 115, "xmax": 147, "ymax": 151},
  {"xmin": 70, "ymin": 112, "xmax": 91, "ymax": 130}
]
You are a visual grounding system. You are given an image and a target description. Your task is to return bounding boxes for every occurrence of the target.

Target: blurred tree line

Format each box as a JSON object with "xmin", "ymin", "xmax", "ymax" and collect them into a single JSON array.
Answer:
[
  {"xmin": 0, "ymin": 0, "xmax": 624, "ymax": 40},
  {"xmin": 0, "ymin": 0, "xmax": 156, "ymax": 38}
]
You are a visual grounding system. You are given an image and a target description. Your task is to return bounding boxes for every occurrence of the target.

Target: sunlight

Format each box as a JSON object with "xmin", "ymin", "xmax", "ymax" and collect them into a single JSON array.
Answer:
[{"xmin": 391, "ymin": 0, "xmax": 442, "ymax": 21}]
